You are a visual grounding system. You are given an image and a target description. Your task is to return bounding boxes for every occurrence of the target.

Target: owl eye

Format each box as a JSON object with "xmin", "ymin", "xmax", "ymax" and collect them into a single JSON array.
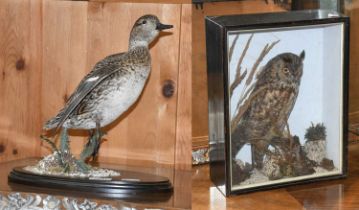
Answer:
[
  {"xmin": 142, "ymin": 20, "xmax": 147, "ymax": 25},
  {"xmin": 283, "ymin": 68, "xmax": 289, "ymax": 73}
]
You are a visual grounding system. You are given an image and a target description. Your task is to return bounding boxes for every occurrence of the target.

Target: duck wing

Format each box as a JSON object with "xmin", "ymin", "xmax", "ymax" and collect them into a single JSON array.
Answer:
[{"xmin": 44, "ymin": 52, "xmax": 126, "ymax": 132}]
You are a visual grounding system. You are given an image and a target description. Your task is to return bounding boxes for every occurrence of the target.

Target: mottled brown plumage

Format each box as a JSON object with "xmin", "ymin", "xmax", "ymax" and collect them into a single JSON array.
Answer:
[
  {"xmin": 232, "ymin": 51, "xmax": 305, "ymax": 169},
  {"xmin": 44, "ymin": 15, "xmax": 171, "ymax": 131},
  {"xmin": 42, "ymin": 15, "xmax": 173, "ymax": 164}
]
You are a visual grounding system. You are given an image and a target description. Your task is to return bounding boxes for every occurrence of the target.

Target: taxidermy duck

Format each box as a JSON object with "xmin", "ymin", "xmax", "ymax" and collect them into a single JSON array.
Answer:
[{"xmin": 42, "ymin": 15, "xmax": 173, "ymax": 171}]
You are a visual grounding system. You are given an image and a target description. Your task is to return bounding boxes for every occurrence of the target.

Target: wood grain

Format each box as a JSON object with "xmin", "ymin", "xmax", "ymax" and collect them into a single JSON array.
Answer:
[
  {"xmin": 192, "ymin": 136, "xmax": 208, "ymax": 149},
  {"xmin": 175, "ymin": 4, "xmax": 192, "ymax": 170},
  {"xmin": 0, "ymin": 0, "xmax": 192, "ymax": 170},
  {"xmin": 346, "ymin": 2, "xmax": 359, "ymax": 124},
  {"xmin": 90, "ymin": 0, "xmax": 191, "ymax": 4},
  {"xmin": 41, "ymin": 0, "xmax": 89, "ymax": 156},
  {"xmin": 192, "ymin": 1, "xmax": 286, "ymax": 146},
  {"xmin": 0, "ymin": 0, "xmax": 43, "ymax": 162}
]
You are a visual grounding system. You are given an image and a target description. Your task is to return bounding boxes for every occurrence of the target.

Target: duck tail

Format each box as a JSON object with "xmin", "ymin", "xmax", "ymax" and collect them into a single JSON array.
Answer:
[{"xmin": 43, "ymin": 116, "xmax": 61, "ymax": 132}]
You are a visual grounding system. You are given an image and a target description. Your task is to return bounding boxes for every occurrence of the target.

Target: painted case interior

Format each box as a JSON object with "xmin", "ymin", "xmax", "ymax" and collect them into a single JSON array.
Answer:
[{"xmin": 228, "ymin": 23, "xmax": 344, "ymax": 190}]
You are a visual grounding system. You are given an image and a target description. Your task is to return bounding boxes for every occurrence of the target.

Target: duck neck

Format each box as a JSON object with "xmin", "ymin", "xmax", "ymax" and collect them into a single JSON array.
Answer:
[
  {"xmin": 128, "ymin": 41, "xmax": 151, "ymax": 64},
  {"xmin": 129, "ymin": 40, "xmax": 149, "ymax": 51}
]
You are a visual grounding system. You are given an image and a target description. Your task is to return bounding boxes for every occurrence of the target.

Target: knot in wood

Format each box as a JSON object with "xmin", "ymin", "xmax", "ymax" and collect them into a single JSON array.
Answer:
[
  {"xmin": 0, "ymin": 144, "xmax": 5, "ymax": 153},
  {"xmin": 16, "ymin": 58, "xmax": 25, "ymax": 71},
  {"xmin": 162, "ymin": 80, "xmax": 175, "ymax": 98}
]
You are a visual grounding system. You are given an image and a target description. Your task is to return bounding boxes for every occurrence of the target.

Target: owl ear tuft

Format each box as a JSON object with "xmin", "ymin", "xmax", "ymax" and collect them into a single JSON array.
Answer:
[{"xmin": 299, "ymin": 50, "xmax": 305, "ymax": 61}]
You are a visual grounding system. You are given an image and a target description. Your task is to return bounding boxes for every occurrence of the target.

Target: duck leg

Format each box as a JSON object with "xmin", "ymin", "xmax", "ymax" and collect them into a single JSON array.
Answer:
[
  {"xmin": 59, "ymin": 127, "xmax": 70, "ymax": 172},
  {"xmin": 77, "ymin": 121, "xmax": 107, "ymax": 173},
  {"xmin": 91, "ymin": 123, "xmax": 106, "ymax": 160},
  {"xmin": 60, "ymin": 127, "xmax": 70, "ymax": 154},
  {"xmin": 79, "ymin": 129, "xmax": 96, "ymax": 162},
  {"xmin": 74, "ymin": 130, "xmax": 95, "ymax": 173},
  {"xmin": 79, "ymin": 121, "xmax": 104, "ymax": 162},
  {"xmin": 77, "ymin": 140, "xmax": 95, "ymax": 172}
]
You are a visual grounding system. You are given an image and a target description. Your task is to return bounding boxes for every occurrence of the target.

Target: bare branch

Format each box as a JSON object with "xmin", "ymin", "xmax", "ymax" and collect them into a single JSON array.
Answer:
[
  {"xmin": 245, "ymin": 40, "xmax": 280, "ymax": 86},
  {"xmin": 231, "ymin": 39, "xmax": 280, "ymax": 133},
  {"xmin": 235, "ymin": 82, "xmax": 255, "ymax": 111},
  {"xmin": 237, "ymin": 34, "xmax": 254, "ymax": 68},
  {"xmin": 266, "ymin": 40, "xmax": 280, "ymax": 54},
  {"xmin": 230, "ymin": 34, "xmax": 254, "ymax": 97},
  {"xmin": 229, "ymin": 34, "xmax": 239, "ymax": 62},
  {"xmin": 230, "ymin": 69, "xmax": 247, "ymax": 96},
  {"xmin": 245, "ymin": 44, "xmax": 268, "ymax": 86}
]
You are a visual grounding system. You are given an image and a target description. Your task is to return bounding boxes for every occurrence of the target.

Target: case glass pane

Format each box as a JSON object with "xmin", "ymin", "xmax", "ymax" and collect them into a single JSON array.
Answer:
[{"xmin": 227, "ymin": 23, "xmax": 344, "ymax": 190}]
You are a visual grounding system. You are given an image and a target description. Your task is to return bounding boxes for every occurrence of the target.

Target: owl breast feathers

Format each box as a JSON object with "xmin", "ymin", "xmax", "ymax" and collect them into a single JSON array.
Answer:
[{"xmin": 232, "ymin": 50, "xmax": 305, "ymax": 168}]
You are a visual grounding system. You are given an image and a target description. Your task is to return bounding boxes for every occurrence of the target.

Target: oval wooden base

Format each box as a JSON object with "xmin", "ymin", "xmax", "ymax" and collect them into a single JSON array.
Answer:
[{"xmin": 8, "ymin": 166, "xmax": 173, "ymax": 199}]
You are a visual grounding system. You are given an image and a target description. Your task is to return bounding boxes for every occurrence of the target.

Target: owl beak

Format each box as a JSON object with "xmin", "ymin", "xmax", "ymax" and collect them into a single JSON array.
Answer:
[{"xmin": 156, "ymin": 22, "xmax": 173, "ymax": 31}]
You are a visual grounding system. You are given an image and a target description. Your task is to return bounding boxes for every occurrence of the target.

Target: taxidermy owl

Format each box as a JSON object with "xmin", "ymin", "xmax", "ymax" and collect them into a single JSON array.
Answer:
[{"xmin": 232, "ymin": 51, "xmax": 305, "ymax": 169}]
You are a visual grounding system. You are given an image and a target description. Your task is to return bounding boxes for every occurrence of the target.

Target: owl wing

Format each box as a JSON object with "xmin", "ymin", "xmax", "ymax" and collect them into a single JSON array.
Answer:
[
  {"xmin": 43, "ymin": 52, "xmax": 126, "ymax": 131},
  {"xmin": 231, "ymin": 84, "xmax": 271, "ymax": 132},
  {"xmin": 275, "ymin": 88, "xmax": 300, "ymax": 133},
  {"xmin": 286, "ymin": 89, "xmax": 299, "ymax": 118}
]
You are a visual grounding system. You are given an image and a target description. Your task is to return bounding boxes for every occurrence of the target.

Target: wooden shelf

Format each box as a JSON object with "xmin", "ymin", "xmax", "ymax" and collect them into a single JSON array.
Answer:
[{"xmin": 346, "ymin": 1, "xmax": 359, "ymax": 124}]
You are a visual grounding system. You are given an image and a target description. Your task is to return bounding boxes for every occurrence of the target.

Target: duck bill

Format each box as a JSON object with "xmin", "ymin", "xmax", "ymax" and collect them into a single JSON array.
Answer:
[{"xmin": 156, "ymin": 23, "xmax": 173, "ymax": 31}]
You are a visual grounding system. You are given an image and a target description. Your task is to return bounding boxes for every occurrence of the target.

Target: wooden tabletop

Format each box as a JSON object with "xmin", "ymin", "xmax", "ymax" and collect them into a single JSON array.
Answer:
[
  {"xmin": 88, "ymin": 0, "xmax": 191, "ymax": 4},
  {"xmin": 193, "ymin": 143, "xmax": 359, "ymax": 210}
]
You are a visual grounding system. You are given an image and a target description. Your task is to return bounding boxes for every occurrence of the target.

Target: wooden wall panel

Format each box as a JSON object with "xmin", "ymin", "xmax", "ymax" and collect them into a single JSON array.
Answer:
[
  {"xmin": 41, "ymin": 0, "xmax": 89, "ymax": 155},
  {"xmin": 0, "ymin": 0, "xmax": 192, "ymax": 170},
  {"xmin": 90, "ymin": 0, "xmax": 191, "ymax": 3},
  {"xmin": 175, "ymin": 4, "xmax": 192, "ymax": 170},
  {"xmin": 346, "ymin": 2, "xmax": 359, "ymax": 124},
  {"xmin": 0, "ymin": 0, "xmax": 42, "ymax": 162},
  {"xmin": 192, "ymin": 1, "xmax": 285, "ymax": 146}
]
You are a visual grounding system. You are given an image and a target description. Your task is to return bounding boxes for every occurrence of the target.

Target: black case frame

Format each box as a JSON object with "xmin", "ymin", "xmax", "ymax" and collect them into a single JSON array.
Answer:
[{"xmin": 205, "ymin": 9, "xmax": 350, "ymax": 196}]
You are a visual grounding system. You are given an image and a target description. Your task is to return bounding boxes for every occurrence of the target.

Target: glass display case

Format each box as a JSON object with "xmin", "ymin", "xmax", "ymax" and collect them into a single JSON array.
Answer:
[{"xmin": 206, "ymin": 9, "xmax": 349, "ymax": 195}]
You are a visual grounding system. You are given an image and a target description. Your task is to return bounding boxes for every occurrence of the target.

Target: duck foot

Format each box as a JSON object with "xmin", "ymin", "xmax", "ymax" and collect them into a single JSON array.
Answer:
[
  {"xmin": 80, "ymin": 126, "xmax": 106, "ymax": 162},
  {"xmin": 75, "ymin": 159, "xmax": 91, "ymax": 173}
]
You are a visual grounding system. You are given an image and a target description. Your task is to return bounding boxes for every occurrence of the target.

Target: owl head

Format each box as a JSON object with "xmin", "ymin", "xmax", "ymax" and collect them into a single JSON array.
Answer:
[{"xmin": 257, "ymin": 50, "xmax": 305, "ymax": 88}]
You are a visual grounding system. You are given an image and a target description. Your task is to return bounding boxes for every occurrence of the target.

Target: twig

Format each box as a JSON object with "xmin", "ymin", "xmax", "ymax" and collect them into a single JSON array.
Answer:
[
  {"xmin": 231, "ymin": 39, "xmax": 280, "ymax": 133},
  {"xmin": 267, "ymin": 39, "xmax": 280, "ymax": 52},
  {"xmin": 245, "ymin": 40, "xmax": 279, "ymax": 87},
  {"xmin": 230, "ymin": 69, "xmax": 247, "ymax": 96},
  {"xmin": 246, "ymin": 44, "xmax": 268, "ymax": 85},
  {"xmin": 237, "ymin": 34, "xmax": 254, "ymax": 69},
  {"xmin": 237, "ymin": 40, "xmax": 280, "ymax": 109},
  {"xmin": 229, "ymin": 34, "xmax": 239, "ymax": 62},
  {"xmin": 230, "ymin": 34, "xmax": 254, "ymax": 97},
  {"xmin": 235, "ymin": 83, "xmax": 255, "ymax": 111}
]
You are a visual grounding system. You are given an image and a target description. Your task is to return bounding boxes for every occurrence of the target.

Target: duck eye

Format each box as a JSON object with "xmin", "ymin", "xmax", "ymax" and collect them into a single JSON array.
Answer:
[
  {"xmin": 142, "ymin": 20, "xmax": 147, "ymax": 24},
  {"xmin": 283, "ymin": 68, "xmax": 289, "ymax": 73}
]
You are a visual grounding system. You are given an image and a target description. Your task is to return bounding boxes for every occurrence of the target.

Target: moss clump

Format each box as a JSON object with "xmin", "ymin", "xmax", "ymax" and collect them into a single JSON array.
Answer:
[{"xmin": 305, "ymin": 123, "xmax": 326, "ymax": 141}]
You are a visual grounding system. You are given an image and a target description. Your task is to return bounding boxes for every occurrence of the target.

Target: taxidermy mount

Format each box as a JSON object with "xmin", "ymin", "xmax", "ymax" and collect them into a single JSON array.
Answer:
[{"xmin": 34, "ymin": 14, "xmax": 173, "ymax": 176}]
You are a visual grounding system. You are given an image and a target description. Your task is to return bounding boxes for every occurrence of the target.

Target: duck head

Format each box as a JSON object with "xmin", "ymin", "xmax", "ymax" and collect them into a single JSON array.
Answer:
[{"xmin": 129, "ymin": 14, "xmax": 173, "ymax": 49}]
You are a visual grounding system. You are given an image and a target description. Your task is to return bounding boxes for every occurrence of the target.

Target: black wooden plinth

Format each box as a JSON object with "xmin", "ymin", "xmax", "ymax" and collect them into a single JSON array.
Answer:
[{"xmin": 8, "ymin": 166, "xmax": 173, "ymax": 199}]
